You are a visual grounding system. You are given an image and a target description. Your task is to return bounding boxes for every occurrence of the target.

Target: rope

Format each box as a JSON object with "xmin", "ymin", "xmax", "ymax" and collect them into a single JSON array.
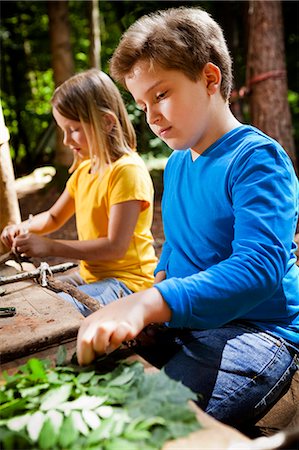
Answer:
[{"xmin": 230, "ymin": 69, "xmax": 286, "ymax": 103}]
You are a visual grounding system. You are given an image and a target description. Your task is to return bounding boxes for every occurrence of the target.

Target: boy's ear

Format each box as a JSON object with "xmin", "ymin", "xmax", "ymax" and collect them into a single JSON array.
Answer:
[{"xmin": 203, "ymin": 62, "xmax": 221, "ymax": 95}]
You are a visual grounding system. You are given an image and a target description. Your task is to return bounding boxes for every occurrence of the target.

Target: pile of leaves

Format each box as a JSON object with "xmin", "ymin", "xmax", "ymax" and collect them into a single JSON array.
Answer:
[{"xmin": 0, "ymin": 351, "xmax": 200, "ymax": 449}]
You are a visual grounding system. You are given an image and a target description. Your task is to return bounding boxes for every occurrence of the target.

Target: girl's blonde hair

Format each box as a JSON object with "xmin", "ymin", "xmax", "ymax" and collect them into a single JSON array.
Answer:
[
  {"xmin": 51, "ymin": 69, "xmax": 136, "ymax": 173},
  {"xmin": 110, "ymin": 6, "xmax": 232, "ymax": 101}
]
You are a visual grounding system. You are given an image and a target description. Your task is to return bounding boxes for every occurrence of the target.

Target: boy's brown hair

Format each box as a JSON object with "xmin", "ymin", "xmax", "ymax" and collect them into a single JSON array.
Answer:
[{"xmin": 110, "ymin": 6, "xmax": 233, "ymax": 101}]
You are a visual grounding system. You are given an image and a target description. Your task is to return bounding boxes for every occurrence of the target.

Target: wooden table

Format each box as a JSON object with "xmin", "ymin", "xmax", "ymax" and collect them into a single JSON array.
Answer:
[
  {"xmin": 0, "ymin": 262, "xmax": 250, "ymax": 449},
  {"xmin": 0, "ymin": 261, "xmax": 83, "ymax": 365}
]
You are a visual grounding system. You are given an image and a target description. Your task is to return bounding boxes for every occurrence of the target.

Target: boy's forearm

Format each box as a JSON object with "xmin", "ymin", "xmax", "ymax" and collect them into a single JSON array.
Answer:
[{"xmin": 141, "ymin": 287, "xmax": 172, "ymax": 325}]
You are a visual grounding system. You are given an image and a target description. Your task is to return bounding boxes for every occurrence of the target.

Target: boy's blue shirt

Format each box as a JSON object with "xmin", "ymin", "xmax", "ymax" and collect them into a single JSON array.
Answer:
[{"xmin": 155, "ymin": 125, "xmax": 299, "ymax": 345}]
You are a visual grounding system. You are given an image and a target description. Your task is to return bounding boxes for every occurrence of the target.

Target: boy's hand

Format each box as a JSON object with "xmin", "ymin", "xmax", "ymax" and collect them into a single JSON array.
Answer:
[
  {"xmin": 77, "ymin": 288, "xmax": 171, "ymax": 365},
  {"xmin": 12, "ymin": 233, "xmax": 52, "ymax": 257},
  {"xmin": 77, "ymin": 294, "xmax": 147, "ymax": 365}
]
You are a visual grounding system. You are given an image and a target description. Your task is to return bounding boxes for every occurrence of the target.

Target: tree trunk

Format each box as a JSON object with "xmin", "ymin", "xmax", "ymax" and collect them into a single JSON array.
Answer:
[
  {"xmin": 89, "ymin": 0, "xmax": 101, "ymax": 69},
  {"xmin": 48, "ymin": 0, "xmax": 74, "ymax": 167},
  {"xmin": 246, "ymin": 0, "xmax": 297, "ymax": 173},
  {"xmin": 0, "ymin": 103, "xmax": 21, "ymax": 254}
]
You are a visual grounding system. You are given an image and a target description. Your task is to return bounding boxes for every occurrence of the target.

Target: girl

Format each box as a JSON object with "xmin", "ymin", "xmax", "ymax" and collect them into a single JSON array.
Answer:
[{"xmin": 1, "ymin": 69, "xmax": 157, "ymax": 316}]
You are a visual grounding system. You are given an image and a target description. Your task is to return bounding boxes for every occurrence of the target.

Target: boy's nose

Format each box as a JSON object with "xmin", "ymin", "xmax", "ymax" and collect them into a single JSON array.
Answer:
[{"xmin": 147, "ymin": 106, "xmax": 161, "ymax": 125}]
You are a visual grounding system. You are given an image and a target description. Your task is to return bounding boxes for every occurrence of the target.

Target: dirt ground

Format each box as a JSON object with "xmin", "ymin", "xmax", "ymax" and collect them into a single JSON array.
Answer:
[{"xmin": 17, "ymin": 181, "xmax": 164, "ymax": 267}]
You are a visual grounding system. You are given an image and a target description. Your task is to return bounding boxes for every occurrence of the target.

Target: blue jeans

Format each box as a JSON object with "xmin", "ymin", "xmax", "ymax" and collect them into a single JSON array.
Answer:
[
  {"xmin": 58, "ymin": 276, "xmax": 133, "ymax": 317},
  {"xmin": 137, "ymin": 322, "xmax": 299, "ymax": 427}
]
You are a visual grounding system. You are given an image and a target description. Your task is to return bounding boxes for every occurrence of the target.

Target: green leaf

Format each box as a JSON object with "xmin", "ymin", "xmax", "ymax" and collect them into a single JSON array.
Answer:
[
  {"xmin": 56, "ymin": 345, "xmax": 67, "ymax": 366},
  {"xmin": 167, "ymin": 420, "xmax": 200, "ymax": 439},
  {"xmin": 57, "ymin": 373, "xmax": 74, "ymax": 382},
  {"xmin": 38, "ymin": 417, "xmax": 58, "ymax": 449},
  {"xmin": 107, "ymin": 367, "xmax": 135, "ymax": 387},
  {"xmin": 0, "ymin": 426, "xmax": 34, "ymax": 450},
  {"xmin": 19, "ymin": 383, "xmax": 49, "ymax": 398},
  {"xmin": 27, "ymin": 411, "xmax": 46, "ymax": 442},
  {"xmin": 0, "ymin": 356, "xmax": 200, "ymax": 450},
  {"xmin": 0, "ymin": 390, "xmax": 8, "ymax": 405},
  {"xmin": 0, "ymin": 398, "xmax": 28, "ymax": 419},
  {"xmin": 136, "ymin": 416, "xmax": 166, "ymax": 430},
  {"xmin": 46, "ymin": 410, "xmax": 63, "ymax": 434},
  {"xmin": 27, "ymin": 358, "xmax": 47, "ymax": 381},
  {"xmin": 82, "ymin": 409, "xmax": 101, "ymax": 430},
  {"xmin": 58, "ymin": 414, "xmax": 79, "ymax": 448},
  {"xmin": 87, "ymin": 418, "xmax": 115, "ymax": 444},
  {"xmin": 55, "ymin": 366, "xmax": 76, "ymax": 373},
  {"xmin": 57, "ymin": 395, "xmax": 106, "ymax": 413},
  {"xmin": 71, "ymin": 411, "xmax": 89, "ymax": 436},
  {"xmin": 77, "ymin": 371, "xmax": 96, "ymax": 384},
  {"xmin": 95, "ymin": 405, "xmax": 113, "ymax": 419},
  {"xmin": 110, "ymin": 411, "xmax": 128, "ymax": 437},
  {"xmin": 123, "ymin": 429, "xmax": 151, "ymax": 441},
  {"xmin": 40, "ymin": 383, "xmax": 72, "ymax": 411},
  {"xmin": 6, "ymin": 414, "xmax": 31, "ymax": 432},
  {"xmin": 46, "ymin": 371, "xmax": 60, "ymax": 384}
]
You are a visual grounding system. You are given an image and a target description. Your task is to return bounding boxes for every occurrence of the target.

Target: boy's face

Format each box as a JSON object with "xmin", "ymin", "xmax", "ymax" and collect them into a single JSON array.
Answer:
[{"xmin": 125, "ymin": 60, "xmax": 217, "ymax": 154}]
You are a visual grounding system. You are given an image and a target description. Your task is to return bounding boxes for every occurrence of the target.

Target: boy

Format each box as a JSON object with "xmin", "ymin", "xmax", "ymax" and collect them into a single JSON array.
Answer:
[{"xmin": 77, "ymin": 7, "xmax": 299, "ymax": 428}]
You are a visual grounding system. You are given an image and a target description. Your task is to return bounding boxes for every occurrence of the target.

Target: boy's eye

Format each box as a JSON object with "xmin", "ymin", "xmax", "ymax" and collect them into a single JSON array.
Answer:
[{"xmin": 156, "ymin": 91, "xmax": 167, "ymax": 101}]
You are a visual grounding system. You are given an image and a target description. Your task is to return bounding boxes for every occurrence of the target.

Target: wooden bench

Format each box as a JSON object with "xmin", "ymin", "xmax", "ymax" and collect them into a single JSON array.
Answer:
[{"xmin": 254, "ymin": 369, "xmax": 299, "ymax": 437}]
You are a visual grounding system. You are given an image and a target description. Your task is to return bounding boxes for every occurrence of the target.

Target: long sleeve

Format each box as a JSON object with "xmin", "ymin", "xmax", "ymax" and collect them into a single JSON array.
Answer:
[{"xmin": 154, "ymin": 126, "xmax": 299, "ymax": 344}]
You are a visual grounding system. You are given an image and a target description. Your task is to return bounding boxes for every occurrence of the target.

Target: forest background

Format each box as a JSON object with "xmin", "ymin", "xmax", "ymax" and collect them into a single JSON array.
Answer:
[
  {"xmin": 0, "ymin": 0, "xmax": 298, "ymax": 260},
  {"xmin": 1, "ymin": 0, "xmax": 298, "ymax": 179}
]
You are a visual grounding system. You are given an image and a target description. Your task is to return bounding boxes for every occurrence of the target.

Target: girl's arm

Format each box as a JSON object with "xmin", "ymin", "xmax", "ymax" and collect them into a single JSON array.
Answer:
[
  {"xmin": 153, "ymin": 242, "xmax": 170, "ymax": 283},
  {"xmin": 77, "ymin": 287, "xmax": 172, "ymax": 365},
  {"xmin": 154, "ymin": 271, "xmax": 166, "ymax": 283},
  {"xmin": 154, "ymin": 241, "xmax": 171, "ymax": 276},
  {"xmin": 1, "ymin": 189, "xmax": 75, "ymax": 248},
  {"xmin": 13, "ymin": 200, "xmax": 142, "ymax": 259}
]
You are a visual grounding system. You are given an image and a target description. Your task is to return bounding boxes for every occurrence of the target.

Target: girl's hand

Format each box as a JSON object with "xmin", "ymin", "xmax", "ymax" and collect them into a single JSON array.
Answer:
[
  {"xmin": 1, "ymin": 224, "xmax": 22, "ymax": 248},
  {"xmin": 12, "ymin": 233, "xmax": 52, "ymax": 257},
  {"xmin": 154, "ymin": 270, "xmax": 166, "ymax": 283},
  {"xmin": 77, "ymin": 288, "xmax": 171, "ymax": 365}
]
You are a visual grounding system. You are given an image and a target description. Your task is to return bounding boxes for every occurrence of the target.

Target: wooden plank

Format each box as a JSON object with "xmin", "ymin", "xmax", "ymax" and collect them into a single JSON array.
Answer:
[
  {"xmin": 0, "ymin": 263, "xmax": 83, "ymax": 363},
  {"xmin": 0, "ymin": 339, "xmax": 77, "ymax": 375}
]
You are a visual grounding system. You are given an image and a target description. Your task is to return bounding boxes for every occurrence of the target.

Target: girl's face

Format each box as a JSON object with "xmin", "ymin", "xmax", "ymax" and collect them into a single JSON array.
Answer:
[
  {"xmin": 52, "ymin": 107, "xmax": 90, "ymax": 160},
  {"xmin": 125, "ymin": 61, "xmax": 217, "ymax": 154}
]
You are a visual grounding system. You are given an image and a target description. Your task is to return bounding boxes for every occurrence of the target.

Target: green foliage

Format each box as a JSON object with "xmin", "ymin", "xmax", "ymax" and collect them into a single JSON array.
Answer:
[
  {"xmin": 288, "ymin": 90, "xmax": 299, "ymax": 145},
  {"xmin": 0, "ymin": 1, "xmax": 53, "ymax": 173},
  {"xmin": 0, "ymin": 354, "xmax": 200, "ymax": 449},
  {"xmin": 69, "ymin": 1, "xmax": 90, "ymax": 70},
  {"xmin": 0, "ymin": 1, "xmax": 298, "ymax": 176}
]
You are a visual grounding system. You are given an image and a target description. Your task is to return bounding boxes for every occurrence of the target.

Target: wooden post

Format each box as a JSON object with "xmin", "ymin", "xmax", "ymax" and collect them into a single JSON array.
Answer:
[
  {"xmin": 89, "ymin": 0, "xmax": 101, "ymax": 69},
  {"xmin": 246, "ymin": 0, "xmax": 297, "ymax": 174},
  {"xmin": 0, "ymin": 101, "xmax": 21, "ymax": 254},
  {"xmin": 48, "ymin": 0, "xmax": 74, "ymax": 167}
]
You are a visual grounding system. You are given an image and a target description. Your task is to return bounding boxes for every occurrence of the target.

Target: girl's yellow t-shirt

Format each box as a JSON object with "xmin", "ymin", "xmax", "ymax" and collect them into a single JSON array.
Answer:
[{"xmin": 66, "ymin": 152, "xmax": 157, "ymax": 292}]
